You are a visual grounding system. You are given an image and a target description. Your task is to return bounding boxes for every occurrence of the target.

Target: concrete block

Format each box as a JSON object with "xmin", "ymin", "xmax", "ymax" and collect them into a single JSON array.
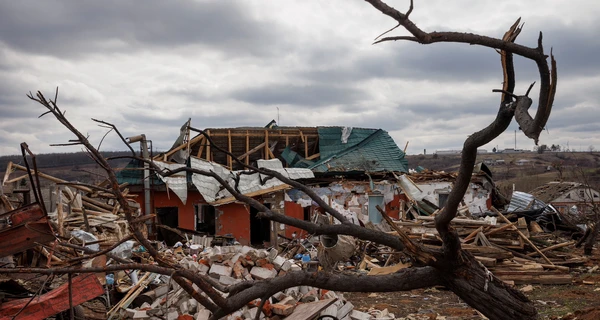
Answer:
[
  {"xmin": 180, "ymin": 300, "xmax": 189, "ymax": 315},
  {"xmin": 290, "ymin": 263, "xmax": 302, "ymax": 272},
  {"xmin": 219, "ymin": 275, "xmax": 240, "ymax": 286},
  {"xmin": 279, "ymin": 296, "xmax": 298, "ymax": 305},
  {"xmin": 272, "ymin": 256, "xmax": 286, "ymax": 270},
  {"xmin": 250, "ymin": 266, "xmax": 277, "ymax": 280},
  {"xmin": 350, "ymin": 309, "xmax": 373, "ymax": 320},
  {"xmin": 195, "ymin": 309, "xmax": 211, "ymax": 320},
  {"xmin": 166, "ymin": 308, "xmax": 179, "ymax": 320},
  {"xmin": 147, "ymin": 309, "xmax": 164, "ymax": 317},
  {"xmin": 133, "ymin": 310, "xmax": 150, "ymax": 319},
  {"xmin": 320, "ymin": 305, "xmax": 337, "ymax": 318},
  {"xmin": 240, "ymin": 246, "xmax": 256, "ymax": 255},
  {"xmin": 125, "ymin": 308, "xmax": 137, "ymax": 318},
  {"xmin": 337, "ymin": 302, "xmax": 354, "ymax": 319},
  {"xmin": 281, "ymin": 260, "xmax": 293, "ymax": 272},
  {"xmin": 208, "ymin": 264, "xmax": 232, "ymax": 278},
  {"xmin": 230, "ymin": 253, "xmax": 243, "ymax": 264},
  {"xmin": 272, "ymin": 291, "xmax": 287, "ymax": 302},
  {"xmin": 197, "ymin": 263, "xmax": 209, "ymax": 275},
  {"xmin": 322, "ymin": 290, "xmax": 338, "ymax": 300}
]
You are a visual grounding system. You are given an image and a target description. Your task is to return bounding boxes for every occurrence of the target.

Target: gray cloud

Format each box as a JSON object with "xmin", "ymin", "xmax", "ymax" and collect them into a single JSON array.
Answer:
[
  {"xmin": 0, "ymin": 1, "xmax": 286, "ymax": 58},
  {"xmin": 232, "ymin": 84, "xmax": 371, "ymax": 107}
]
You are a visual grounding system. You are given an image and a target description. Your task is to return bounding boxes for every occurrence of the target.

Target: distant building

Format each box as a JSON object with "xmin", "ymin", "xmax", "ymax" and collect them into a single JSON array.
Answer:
[
  {"xmin": 435, "ymin": 149, "xmax": 461, "ymax": 155},
  {"xmin": 529, "ymin": 182, "xmax": 600, "ymax": 215}
]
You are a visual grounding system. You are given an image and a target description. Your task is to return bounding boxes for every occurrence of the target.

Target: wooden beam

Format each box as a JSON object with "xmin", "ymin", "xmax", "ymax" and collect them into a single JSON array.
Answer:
[
  {"xmin": 228, "ymin": 130, "xmax": 232, "ymax": 169},
  {"xmin": 154, "ymin": 131, "xmax": 205, "ymax": 160},
  {"xmin": 211, "ymin": 184, "xmax": 291, "ymax": 206},
  {"xmin": 201, "ymin": 132, "xmax": 318, "ymax": 138},
  {"xmin": 196, "ymin": 136, "xmax": 206, "ymax": 158},
  {"xmin": 306, "ymin": 153, "xmax": 320, "ymax": 160},
  {"xmin": 245, "ymin": 130, "xmax": 250, "ymax": 165},
  {"xmin": 2, "ymin": 161, "xmax": 13, "ymax": 185},
  {"xmin": 492, "ymin": 208, "xmax": 554, "ymax": 265},
  {"xmin": 9, "ymin": 163, "xmax": 93, "ymax": 193},
  {"xmin": 304, "ymin": 135, "xmax": 309, "ymax": 158},
  {"xmin": 265, "ymin": 130, "xmax": 270, "ymax": 160},
  {"xmin": 238, "ymin": 142, "xmax": 266, "ymax": 162},
  {"xmin": 206, "ymin": 130, "xmax": 211, "ymax": 162}
]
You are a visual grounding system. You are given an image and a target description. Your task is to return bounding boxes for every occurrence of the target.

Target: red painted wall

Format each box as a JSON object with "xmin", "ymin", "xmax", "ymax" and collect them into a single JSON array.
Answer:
[
  {"xmin": 130, "ymin": 191, "xmax": 202, "ymax": 231},
  {"xmin": 216, "ymin": 203, "xmax": 251, "ymax": 245},
  {"xmin": 284, "ymin": 201, "xmax": 305, "ymax": 239}
]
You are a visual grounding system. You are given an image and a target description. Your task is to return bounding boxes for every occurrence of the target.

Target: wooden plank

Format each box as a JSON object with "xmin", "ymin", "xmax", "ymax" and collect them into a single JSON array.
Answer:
[
  {"xmin": 206, "ymin": 130, "xmax": 211, "ymax": 161},
  {"xmin": 2, "ymin": 161, "xmax": 13, "ymax": 185},
  {"xmin": 195, "ymin": 135, "xmax": 206, "ymax": 158},
  {"xmin": 416, "ymin": 216, "xmax": 496, "ymax": 226},
  {"xmin": 265, "ymin": 130, "xmax": 269, "ymax": 160},
  {"xmin": 306, "ymin": 153, "xmax": 320, "ymax": 160},
  {"xmin": 211, "ymin": 184, "xmax": 291, "ymax": 206},
  {"xmin": 304, "ymin": 135, "xmax": 309, "ymax": 158},
  {"xmin": 492, "ymin": 208, "xmax": 554, "ymax": 265},
  {"xmin": 9, "ymin": 163, "xmax": 93, "ymax": 193},
  {"xmin": 238, "ymin": 142, "xmax": 266, "ymax": 162},
  {"xmin": 526, "ymin": 241, "xmax": 576, "ymax": 257},
  {"xmin": 368, "ymin": 262, "xmax": 411, "ymax": 275},
  {"xmin": 285, "ymin": 298, "xmax": 337, "ymax": 320},
  {"xmin": 245, "ymin": 130, "xmax": 250, "ymax": 165},
  {"xmin": 228, "ymin": 130, "xmax": 232, "ymax": 169}
]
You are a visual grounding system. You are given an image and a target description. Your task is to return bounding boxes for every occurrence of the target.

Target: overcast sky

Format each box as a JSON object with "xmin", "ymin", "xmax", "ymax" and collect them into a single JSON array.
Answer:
[{"xmin": 1, "ymin": 0, "xmax": 599, "ymax": 157}]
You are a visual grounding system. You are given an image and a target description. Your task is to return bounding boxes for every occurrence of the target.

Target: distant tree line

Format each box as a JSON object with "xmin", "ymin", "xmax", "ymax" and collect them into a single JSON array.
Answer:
[{"xmin": 0, "ymin": 151, "xmax": 133, "ymax": 170}]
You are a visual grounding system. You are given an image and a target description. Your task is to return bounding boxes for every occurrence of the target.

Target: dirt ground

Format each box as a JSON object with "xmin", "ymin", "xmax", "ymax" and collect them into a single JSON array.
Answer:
[{"xmin": 345, "ymin": 247, "xmax": 600, "ymax": 320}]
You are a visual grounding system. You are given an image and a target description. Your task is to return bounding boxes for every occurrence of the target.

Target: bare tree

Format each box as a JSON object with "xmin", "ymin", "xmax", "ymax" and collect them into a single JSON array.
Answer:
[{"xmin": 0, "ymin": 2, "xmax": 558, "ymax": 320}]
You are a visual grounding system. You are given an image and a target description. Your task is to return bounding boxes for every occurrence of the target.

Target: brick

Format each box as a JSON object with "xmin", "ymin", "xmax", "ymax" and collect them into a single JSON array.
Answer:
[
  {"xmin": 256, "ymin": 258, "xmax": 269, "ymax": 267},
  {"xmin": 350, "ymin": 309, "xmax": 372, "ymax": 320},
  {"xmin": 271, "ymin": 303, "xmax": 296, "ymax": 316}
]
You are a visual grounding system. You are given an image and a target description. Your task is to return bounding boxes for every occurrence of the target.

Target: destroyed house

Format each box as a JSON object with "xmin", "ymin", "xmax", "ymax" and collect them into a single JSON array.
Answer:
[
  {"xmin": 117, "ymin": 124, "xmax": 409, "ymax": 246},
  {"xmin": 528, "ymin": 182, "xmax": 600, "ymax": 215}
]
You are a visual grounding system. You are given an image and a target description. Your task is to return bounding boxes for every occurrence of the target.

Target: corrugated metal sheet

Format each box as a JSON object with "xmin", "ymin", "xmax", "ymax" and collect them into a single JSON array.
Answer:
[
  {"xmin": 190, "ymin": 157, "xmax": 314, "ymax": 204},
  {"xmin": 317, "ymin": 127, "xmax": 378, "ymax": 159},
  {"xmin": 154, "ymin": 161, "xmax": 188, "ymax": 205},
  {"xmin": 508, "ymin": 191, "xmax": 556, "ymax": 215},
  {"xmin": 310, "ymin": 129, "xmax": 408, "ymax": 173}
]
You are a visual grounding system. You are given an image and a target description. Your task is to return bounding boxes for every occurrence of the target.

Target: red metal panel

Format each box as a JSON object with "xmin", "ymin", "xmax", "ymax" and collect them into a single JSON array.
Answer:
[
  {"xmin": 284, "ymin": 201, "xmax": 305, "ymax": 239},
  {"xmin": 385, "ymin": 194, "xmax": 402, "ymax": 219},
  {"xmin": 0, "ymin": 273, "xmax": 104, "ymax": 319},
  {"xmin": 0, "ymin": 203, "xmax": 55, "ymax": 257},
  {"xmin": 217, "ymin": 204, "xmax": 250, "ymax": 245},
  {"xmin": 2, "ymin": 203, "xmax": 45, "ymax": 226}
]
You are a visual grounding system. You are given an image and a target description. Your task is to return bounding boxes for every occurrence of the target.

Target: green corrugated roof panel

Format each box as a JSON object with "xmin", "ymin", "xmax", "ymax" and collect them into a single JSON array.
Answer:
[
  {"xmin": 310, "ymin": 129, "xmax": 408, "ymax": 173},
  {"xmin": 116, "ymin": 159, "xmax": 163, "ymax": 186},
  {"xmin": 317, "ymin": 127, "xmax": 378, "ymax": 159}
]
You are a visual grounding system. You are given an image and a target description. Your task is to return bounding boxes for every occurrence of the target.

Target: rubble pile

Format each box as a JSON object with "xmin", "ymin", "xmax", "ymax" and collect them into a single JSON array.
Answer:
[{"xmin": 115, "ymin": 244, "xmax": 395, "ymax": 319}]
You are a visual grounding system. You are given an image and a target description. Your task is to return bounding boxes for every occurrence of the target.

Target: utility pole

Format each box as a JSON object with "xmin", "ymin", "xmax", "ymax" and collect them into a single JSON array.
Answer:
[{"xmin": 514, "ymin": 130, "xmax": 517, "ymax": 149}]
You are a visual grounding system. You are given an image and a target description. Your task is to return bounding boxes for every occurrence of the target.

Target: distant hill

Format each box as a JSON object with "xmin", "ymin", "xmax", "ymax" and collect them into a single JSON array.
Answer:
[
  {"xmin": 0, "ymin": 151, "xmax": 133, "ymax": 185},
  {"xmin": 407, "ymin": 151, "xmax": 600, "ymax": 194}
]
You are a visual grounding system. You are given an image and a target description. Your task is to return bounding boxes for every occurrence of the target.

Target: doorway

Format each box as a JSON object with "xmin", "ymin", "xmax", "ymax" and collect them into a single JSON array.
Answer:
[
  {"xmin": 250, "ymin": 204, "xmax": 271, "ymax": 246},
  {"xmin": 156, "ymin": 207, "xmax": 180, "ymax": 246},
  {"xmin": 195, "ymin": 204, "xmax": 216, "ymax": 235}
]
